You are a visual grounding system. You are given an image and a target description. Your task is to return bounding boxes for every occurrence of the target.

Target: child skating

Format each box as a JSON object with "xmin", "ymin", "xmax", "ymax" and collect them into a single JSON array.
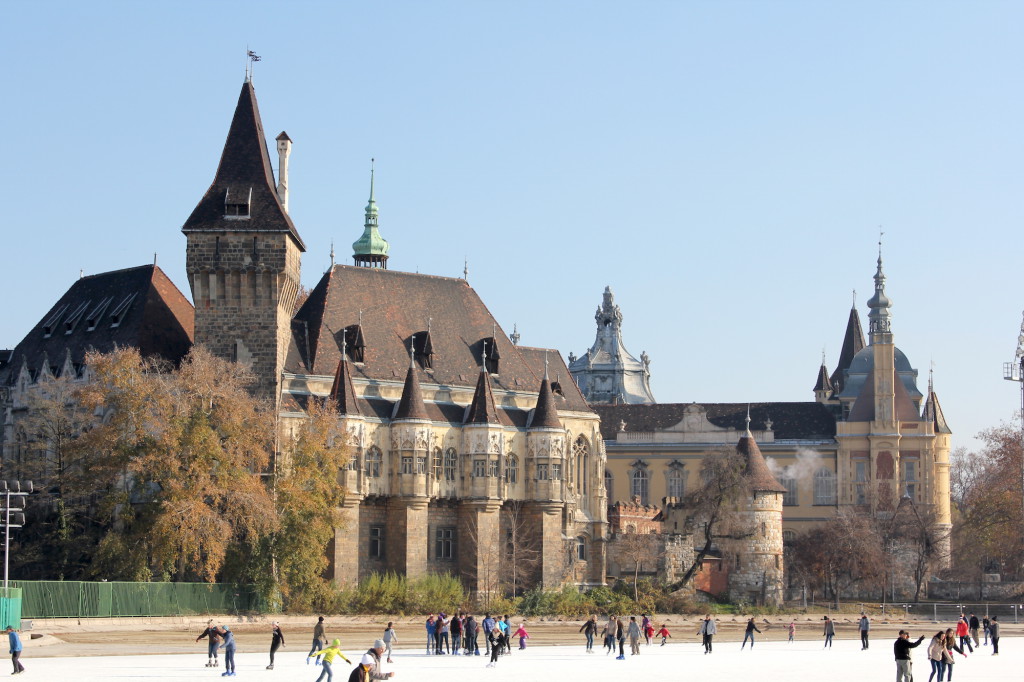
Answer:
[
  {"xmin": 514, "ymin": 622, "xmax": 530, "ymax": 650},
  {"xmin": 312, "ymin": 638, "xmax": 352, "ymax": 682},
  {"xmin": 656, "ymin": 624, "xmax": 671, "ymax": 646}
]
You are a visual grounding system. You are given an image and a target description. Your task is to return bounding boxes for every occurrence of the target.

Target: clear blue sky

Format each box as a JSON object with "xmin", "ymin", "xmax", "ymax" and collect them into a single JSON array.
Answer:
[{"xmin": 3, "ymin": 1, "xmax": 1022, "ymax": 452}]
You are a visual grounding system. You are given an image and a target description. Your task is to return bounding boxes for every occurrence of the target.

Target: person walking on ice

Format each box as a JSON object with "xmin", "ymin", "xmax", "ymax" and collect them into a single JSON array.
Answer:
[
  {"xmin": 363, "ymin": 639, "xmax": 395, "ymax": 681},
  {"xmin": 196, "ymin": 618, "xmax": 222, "ymax": 668},
  {"xmin": 383, "ymin": 622, "xmax": 398, "ymax": 663},
  {"xmin": 311, "ymin": 638, "xmax": 352, "ymax": 682},
  {"xmin": 741, "ymin": 618, "xmax": 761, "ymax": 650},
  {"xmin": 788, "ymin": 621, "xmax": 796, "ymax": 642},
  {"xmin": 7, "ymin": 625, "xmax": 25, "ymax": 676},
  {"xmin": 627, "ymin": 616, "xmax": 641, "ymax": 655},
  {"xmin": 859, "ymin": 613, "xmax": 870, "ymax": 650},
  {"xmin": 268, "ymin": 621, "xmax": 285, "ymax": 669}
]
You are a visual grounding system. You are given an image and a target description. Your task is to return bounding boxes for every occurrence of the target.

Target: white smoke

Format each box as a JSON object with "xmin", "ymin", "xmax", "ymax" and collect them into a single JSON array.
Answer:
[{"xmin": 766, "ymin": 447, "xmax": 822, "ymax": 483}]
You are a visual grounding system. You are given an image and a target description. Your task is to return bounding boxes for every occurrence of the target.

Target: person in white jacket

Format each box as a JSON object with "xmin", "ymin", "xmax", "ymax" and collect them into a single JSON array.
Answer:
[{"xmin": 699, "ymin": 615, "xmax": 717, "ymax": 654}]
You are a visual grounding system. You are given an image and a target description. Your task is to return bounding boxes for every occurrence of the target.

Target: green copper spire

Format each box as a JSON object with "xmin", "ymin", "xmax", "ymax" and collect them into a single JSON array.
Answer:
[{"xmin": 352, "ymin": 158, "xmax": 390, "ymax": 268}]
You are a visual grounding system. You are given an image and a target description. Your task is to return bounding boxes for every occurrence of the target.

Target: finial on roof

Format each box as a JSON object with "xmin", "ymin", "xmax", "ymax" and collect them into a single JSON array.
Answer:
[
  {"xmin": 341, "ymin": 332, "xmax": 348, "ymax": 363},
  {"xmin": 79, "ymin": 269, "xmax": 84, "ymax": 279},
  {"xmin": 852, "ymin": 289, "xmax": 856, "ymax": 309},
  {"xmin": 866, "ymin": 234, "xmax": 893, "ymax": 335},
  {"xmin": 510, "ymin": 324, "xmax": 520, "ymax": 346},
  {"xmin": 745, "ymin": 404, "xmax": 752, "ymax": 435},
  {"xmin": 153, "ymin": 252, "xmax": 157, "ymax": 266},
  {"xmin": 544, "ymin": 350, "xmax": 549, "ymax": 381},
  {"xmin": 821, "ymin": 347, "xmax": 826, "ymax": 365},
  {"xmin": 481, "ymin": 339, "xmax": 488, "ymax": 370},
  {"xmin": 409, "ymin": 334, "xmax": 416, "ymax": 370},
  {"xmin": 330, "ymin": 240, "xmax": 335, "ymax": 268},
  {"xmin": 427, "ymin": 317, "xmax": 432, "ymax": 335},
  {"xmin": 463, "ymin": 257, "xmax": 468, "ymax": 280}
]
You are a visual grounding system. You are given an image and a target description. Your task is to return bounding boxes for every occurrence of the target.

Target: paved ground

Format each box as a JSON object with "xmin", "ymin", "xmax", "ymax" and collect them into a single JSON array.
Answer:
[{"xmin": 9, "ymin": 636, "xmax": 1020, "ymax": 681}]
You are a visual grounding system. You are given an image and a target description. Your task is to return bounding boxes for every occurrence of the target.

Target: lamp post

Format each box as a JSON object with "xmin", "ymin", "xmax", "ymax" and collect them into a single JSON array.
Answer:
[
  {"xmin": 1002, "ymin": 310, "xmax": 1024, "ymax": 540},
  {"xmin": 1, "ymin": 480, "xmax": 33, "ymax": 591}
]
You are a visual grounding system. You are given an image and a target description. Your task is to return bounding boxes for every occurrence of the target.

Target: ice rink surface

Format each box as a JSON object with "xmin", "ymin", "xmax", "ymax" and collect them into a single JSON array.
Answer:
[{"xmin": 13, "ymin": 637, "xmax": 1020, "ymax": 681}]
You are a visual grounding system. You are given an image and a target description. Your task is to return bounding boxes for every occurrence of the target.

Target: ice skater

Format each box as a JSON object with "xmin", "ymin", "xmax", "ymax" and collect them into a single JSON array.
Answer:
[
  {"xmin": 788, "ymin": 621, "xmax": 796, "ymax": 642},
  {"xmin": 218, "ymin": 626, "xmax": 237, "ymax": 677},
  {"xmin": 579, "ymin": 615, "xmax": 597, "ymax": 653},
  {"xmin": 823, "ymin": 617, "xmax": 835, "ymax": 648},
  {"xmin": 196, "ymin": 618, "xmax": 222, "ymax": 667},
  {"xmin": 741, "ymin": 617, "xmax": 761, "ymax": 649},
  {"xmin": 383, "ymin": 622, "xmax": 398, "ymax": 663},
  {"xmin": 486, "ymin": 626, "xmax": 506, "ymax": 667},
  {"xmin": 268, "ymin": 621, "xmax": 285, "ymax": 669},
  {"xmin": 514, "ymin": 622, "xmax": 530, "ymax": 650},
  {"xmin": 699, "ymin": 614, "xmax": 716, "ymax": 654},
  {"xmin": 309, "ymin": 616, "xmax": 328, "ymax": 664},
  {"xmin": 656, "ymin": 623, "xmax": 671, "ymax": 646},
  {"xmin": 7, "ymin": 625, "xmax": 24, "ymax": 676},
  {"xmin": 312, "ymin": 638, "xmax": 352, "ymax": 682}
]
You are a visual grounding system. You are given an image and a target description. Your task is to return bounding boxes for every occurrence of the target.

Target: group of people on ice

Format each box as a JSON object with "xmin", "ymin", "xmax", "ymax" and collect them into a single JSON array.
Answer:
[{"xmin": 423, "ymin": 612, "xmax": 530, "ymax": 667}]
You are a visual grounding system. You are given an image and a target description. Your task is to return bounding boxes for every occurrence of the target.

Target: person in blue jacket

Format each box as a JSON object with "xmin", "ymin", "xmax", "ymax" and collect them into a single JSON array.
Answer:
[
  {"xmin": 219, "ymin": 626, "xmax": 237, "ymax": 677},
  {"xmin": 7, "ymin": 626, "xmax": 25, "ymax": 675}
]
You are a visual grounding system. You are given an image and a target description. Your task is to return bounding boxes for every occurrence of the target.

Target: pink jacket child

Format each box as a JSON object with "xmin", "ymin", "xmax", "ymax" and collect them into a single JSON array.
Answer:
[{"xmin": 514, "ymin": 624, "xmax": 530, "ymax": 649}]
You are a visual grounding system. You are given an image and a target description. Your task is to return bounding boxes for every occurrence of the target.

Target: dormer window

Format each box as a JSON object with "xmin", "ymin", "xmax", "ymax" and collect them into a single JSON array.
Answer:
[
  {"xmin": 224, "ymin": 187, "xmax": 252, "ymax": 219},
  {"xmin": 63, "ymin": 300, "xmax": 90, "ymax": 334},
  {"xmin": 86, "ymin": 297, "xmax": 113, "ymax": 331},
  {"xmin": 413, "ymin": 331, "xmax": 434, "ymax": 370},
  {"xmin": 109, "ymin": 292, "xmax": 138, "ymax": 328},
  {"xmin": 481, "ymin": 337, "xmax": 500, "ymax": 374},
  {"xmin": 42, "ymin": 304, "xmax": 69, "ymax": 338},
  {"xmin": 342, "ymin": 325, "xmax": 366, "ymax": 363}
]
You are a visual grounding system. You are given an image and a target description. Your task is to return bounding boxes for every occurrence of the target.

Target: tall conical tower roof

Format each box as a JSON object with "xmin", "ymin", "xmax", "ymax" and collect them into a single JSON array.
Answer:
[
  {"xmin": 830, "ymin": 305, "xmax": 865, "ymax": 392},
  {"xmin": 352, "ymin": 160, "xmax": 390, "ymax": 268},
  {"xmin": 531, "ymin": 356, "xmax": 562, "ymax": 429},
  {"xmin": 182, "ymin": 81, "xmax": 305, "ymax": 250},
  {"xmin": 328, "ymin": 349, "xmax": 361, "ymax": 416},
  {"xmin": 813, "ymin": 360, "xmax": 833, "ymax": 394},
  {"xmin": 465, "ymin": 368, "xmax": 500, "ymax": 424},
  {"xmin": 394, "ymin": 342, "xmax": 428, "ymax": 420},
  {"xmin": 737, "ymin": 414, "xmax": 787, "ymax": 493}
]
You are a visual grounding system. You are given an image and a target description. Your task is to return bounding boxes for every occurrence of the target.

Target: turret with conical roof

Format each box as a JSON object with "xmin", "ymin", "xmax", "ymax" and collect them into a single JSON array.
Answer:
[
  {"xmin": 830, "ymin": 302, "xmax": 865, "ymax": 393},
  {"xmin": 813, "ymin": 354, "xmax": 834, "ymax": 403},
  {"xmin": 329, "ymin": 338, "xmax": 361, "ymax": 417},
  {"xmin": 395, "ymin": 340, "xmax": 428, "ymax": 421},
  {"xmin": 531, "ymin": 354, "xmax": 562, "ymax": 429},
  {"xmin": 352, "ymin": 160, "xmax": 390, "ymax": 268}
]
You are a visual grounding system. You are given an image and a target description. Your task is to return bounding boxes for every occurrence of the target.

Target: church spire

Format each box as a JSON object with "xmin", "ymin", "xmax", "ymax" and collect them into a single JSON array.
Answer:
[
  {"xmin": 867, "ymin": 239, "xmax": 893, "ymax": 337},
  {"xmin": 352, "ymin": 158, "xmax": 390, "ymax": 268}
]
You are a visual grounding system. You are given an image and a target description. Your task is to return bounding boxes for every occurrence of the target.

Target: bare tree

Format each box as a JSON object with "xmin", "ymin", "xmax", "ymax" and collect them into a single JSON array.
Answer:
[
  {"xmin": 887, "ymin": 499, "xmax": 948, "ymax": 602},
  {"xmin": 614, "ymin": 529, "xmax": 662, "ymax": 602},
  {"xmin": 502, "ymin": 500, "xmax": 541, "ymax": 596},
  {"xmin": 790, "ymin": 509, "xmax": 885, "ymax": 607}
]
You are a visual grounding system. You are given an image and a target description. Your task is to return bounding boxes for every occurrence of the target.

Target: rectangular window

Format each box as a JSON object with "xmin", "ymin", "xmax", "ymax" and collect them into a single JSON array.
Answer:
[
  {"xmin": 401, "ymin": 456, "xmax": 414, "ymax": 474},
  {"xmin": 488, "ymin": 460, "xmax": 499, "ymax": 478},
  {"xmin": 551, "ymin": 463, "xmax": 562, "ymax": 480},
  {"xmin": 782, "ymin": 477, "xmax": 798, "ymax": 506},
  {"xmin": 435, "ymin": 526, "xmax": 455, "ymax": 560},
  {"xmin": 416, "ymin": 456, "xmax": 426, "ymax": 474},
  {"xmin": 473, "ymin": 459, "xmax": 486, "ymax": 477},
  {"xmin": 576, "ymin": 537, "xmax": 586, "ymax": 561},
  {"xmin": 369, "ymin": 526, "xmax": 384, "ymax": 559},
  {"xmin": 855, "ymin": 460, "xmax": 868, "ymax": 505},
  {"xmin": 902, "ymin": 460, "xmax": 918, "ymax": 498},
  {"xmin": 536, "ymin": 463, "xmax": 549, "ymax": 480}
]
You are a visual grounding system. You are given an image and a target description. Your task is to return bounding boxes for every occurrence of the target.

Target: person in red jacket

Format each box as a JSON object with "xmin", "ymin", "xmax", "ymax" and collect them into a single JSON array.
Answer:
[
  {"xmin": 655, "ymin": 624, "xmax": 672, "ymax": 646},
  {"xmin": 955, "ymin": 617, "xmax": 973, "ymax": 653}
]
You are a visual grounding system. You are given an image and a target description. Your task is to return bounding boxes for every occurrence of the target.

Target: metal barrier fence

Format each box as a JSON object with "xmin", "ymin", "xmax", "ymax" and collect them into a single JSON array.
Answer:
[
  {"xmin": 811, "ymin": 601, "xmax": 1024, "ymax": 624},
  {"xmin": 10, "ymin": 581, "xmax": 262, "ymax": 619},
  {"xmin": 0, "ymin": 587, "xmax": 23, "ymax": 629}
]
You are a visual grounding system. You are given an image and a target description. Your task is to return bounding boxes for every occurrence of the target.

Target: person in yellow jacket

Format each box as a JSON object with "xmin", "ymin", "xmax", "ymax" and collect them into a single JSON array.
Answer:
[{"xmin": 312, "ymin": 638, "xmax": 351, "ymax": 682}]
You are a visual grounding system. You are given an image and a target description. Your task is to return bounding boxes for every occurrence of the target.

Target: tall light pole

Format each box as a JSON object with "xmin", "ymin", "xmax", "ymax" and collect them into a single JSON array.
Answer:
[
  {"xmin": 1, "ymin": 480, "xmax": 33, "ymax": 591},
  {"xmin": 1003, "ymin": 310, "xmax": 1024, "ymax": 546}
]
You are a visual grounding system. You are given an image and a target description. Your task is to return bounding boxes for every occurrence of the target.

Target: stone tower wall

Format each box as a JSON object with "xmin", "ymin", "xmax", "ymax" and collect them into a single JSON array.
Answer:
[
  {"xmin": 728, "ymin": 490, "xmax": 784, "ymax": 605},
  {"xmin": 186, "ymin": 231, "xmax": 301, "ymax": 403}
]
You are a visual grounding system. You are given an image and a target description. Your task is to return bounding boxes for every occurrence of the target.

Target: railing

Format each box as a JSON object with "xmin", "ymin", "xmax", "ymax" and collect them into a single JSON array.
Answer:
[{"xmin": 11, "ymin": 581, "xmax": 262, "ymax": 619}]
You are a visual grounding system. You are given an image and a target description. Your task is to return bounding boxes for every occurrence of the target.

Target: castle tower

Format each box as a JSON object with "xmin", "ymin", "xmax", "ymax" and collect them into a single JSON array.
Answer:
[
  {"xmin": 729, "ymin": 415, "xmax": 786, "ymax": 606},
  {"xmin": 182, "ymin": 80, "xmax": 305, "ymax": 404},
  {"xmin": 329, "ymin": 347, "xmax": 366, "ymax": 584},
  {"xmin": 569, "ymin": 286, "xmax": 656, "ymax": 404},
  {"xmin": 352, "ymin": 160, "xmax": 390, "ymax": 268}
]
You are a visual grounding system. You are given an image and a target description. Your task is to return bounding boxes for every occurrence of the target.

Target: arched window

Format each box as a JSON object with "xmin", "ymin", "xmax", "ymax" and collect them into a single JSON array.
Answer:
[
  {"xmin": 573, "ymin": 436, "xmax": 590, "ymax": 495},
  {"xmin": 365, "ymin": 446, "xmax": 383, "ymax": 478},
  {"xmin": 505, "ymin": 454, "xmax": 519, "ymax": 484},
  {"xmin": 444, "ymin": 448, "xmax": 457, "ymax": 481},
  {"xmin": 631, "ymin": 466, "xmax": 649, "ymax": 505},
  {"xmin": 666, "ymin": 465, "xmax": 685, "ymax": 499},
  {"xmin": 432, "ymin": 447, "xmax": 443, "ymax": 479},
  {"xmin": 782, "ymin": 529, "xmax": 797, "ymax": 544},
  {"xmin": 814, "ymin": 468, "xmax": 836, "ymax": 505},
  {"xmin": 605, "ymin": 469, "xmax": 613, "ymax": 501}
]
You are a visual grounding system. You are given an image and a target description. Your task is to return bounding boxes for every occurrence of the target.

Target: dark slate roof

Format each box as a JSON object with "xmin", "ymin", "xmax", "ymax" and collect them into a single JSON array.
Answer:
[
  {"xmin": 830, "ymin": 307, "xmax": 865, "ymax": 393},
  {"xmin": 287, "ymin": 266, "xmax": 593, "ymax": 414},
  {"xmin": 737, "ymin": 432, "xmax": 788, "ymax": 493},
  {"xmin": 181, "ymin": 82, "xmax": 305, "ymax": 250},
  {"xmin": 848, "ymin": 371, "xmax": 920, "ymax": 422},
  {"xmin": 515, "ymin": 345, "xmax": 589, "ymax": 413},
  {"xmin": 593, "ymin": 402, "xmax": 837, "ymax": 441},
  {"xmin": 813, "ymin": 363, "xmax": 833, "ymax": 393},
  {"xmin": 466, "ymin": 370, "xmax": 501, "ymax": 424},
  {"xmin": 329, "ymin": 357, "xmax": 360, "ymax": 416},
  {"xmin": 1, "ymin": 265, "xmax": 194, "ymax": 386}
]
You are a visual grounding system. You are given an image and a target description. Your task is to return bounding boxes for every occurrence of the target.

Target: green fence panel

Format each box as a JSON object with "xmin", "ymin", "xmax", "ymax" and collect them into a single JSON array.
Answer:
[
  {"xmin": 0, "ymin": 587, "xmax": 22, "ymax": 629},
  {"xmin": 12, "ymin": 581, "xmax": 260, "ymax": 618}
]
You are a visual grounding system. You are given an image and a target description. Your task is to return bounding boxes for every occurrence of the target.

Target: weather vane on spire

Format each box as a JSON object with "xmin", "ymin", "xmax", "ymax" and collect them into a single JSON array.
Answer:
[{"xmin": 245, "ymin": 49, "xmax": 262, "ymax": 82}]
